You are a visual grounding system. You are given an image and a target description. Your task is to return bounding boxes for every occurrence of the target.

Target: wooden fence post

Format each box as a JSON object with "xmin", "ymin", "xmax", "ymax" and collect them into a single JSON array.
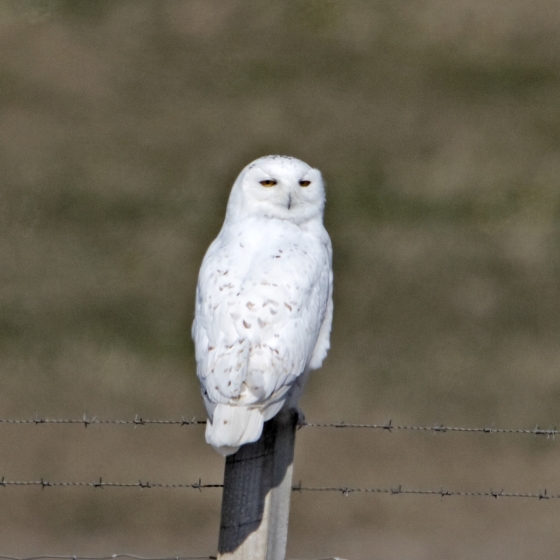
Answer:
[{"xmin": 217, "ymin": 408, "xmax": 298, "ymax": 560}]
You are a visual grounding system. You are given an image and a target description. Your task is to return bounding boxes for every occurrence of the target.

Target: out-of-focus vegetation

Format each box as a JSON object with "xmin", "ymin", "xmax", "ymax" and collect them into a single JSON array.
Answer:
[{"xmin": 1, "ymin": 1, "xmax": 560, "ymax": 558}]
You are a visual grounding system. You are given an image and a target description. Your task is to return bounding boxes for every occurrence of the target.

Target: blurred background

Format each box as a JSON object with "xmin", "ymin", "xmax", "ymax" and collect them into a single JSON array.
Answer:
[{"xmin": 1, "ymin": 0, "xmax": 560, "ymax": 558}]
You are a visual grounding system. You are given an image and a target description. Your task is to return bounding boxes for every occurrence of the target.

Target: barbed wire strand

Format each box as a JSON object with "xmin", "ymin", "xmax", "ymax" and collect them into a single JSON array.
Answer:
[
  {"xmin": 0, "ymin": 416, "xmax": 206, "ymax": 427},
  {"xmin": 305, "ymin": 420, "xmax": 558, "ymax": 438},
  {"xmin": 0, "ymin": 478, "xmax": 558, "ymax": 500},
  {"xmin": 0, "ymin": 556, "xmax": 215, "ymax": 560},
  {"xmin": 0, "ymin": 478, "xmax": 221, "ymax": 490},
  {"xmin": 0, "ymin": 556, "xmax": 343, "ymax": 560},
  {"xmin": 0, "ymin": 415, "xmax": 557, "ymax": 438}
]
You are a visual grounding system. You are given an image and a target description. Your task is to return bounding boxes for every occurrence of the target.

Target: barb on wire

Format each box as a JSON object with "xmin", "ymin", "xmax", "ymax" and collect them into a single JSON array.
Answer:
[
  {"xmin": 0, "ymin": 416, "xmax": 558, "ymax": 439},
  {"xmin": 0, "ymin": 478, "xmax": 559, "ymax": 500}
]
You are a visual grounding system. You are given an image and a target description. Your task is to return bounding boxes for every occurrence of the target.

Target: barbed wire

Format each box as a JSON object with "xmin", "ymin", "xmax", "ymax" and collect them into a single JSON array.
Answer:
[
  {"xmin": 0, "ymin": 556, "xmax": 344, "ymax": 560},
  {"xmin": 0, "ymin": 553, "xmax": 343, "ymax": 560},
  {"xmin": 0, "ymin": 415, "xmax": 206, "ymax": 427},
  {"xmin": 291, "ymin": 484, "xmax": 559, "ymax": 500},
  {"xmin": 0, "ymin": 556, "xmax": 215, "ymax": 560},
  {"xmin": 0, "ymin": 478, "xmax": 222, "ymax": 490},
  {"xmin": 304, "ymin": 420, "xmax": 559, "ymax": 438},
  {"xmin": 0, "ymin": 415, "xmax": 557, "ymax": 438},
  {"xmin": 0, "ymin": 556, "xmax": 345, "ymax": 560},
  {"xmin": 0, "ymin": 478, "xmax": 558, "ymax": 500}
]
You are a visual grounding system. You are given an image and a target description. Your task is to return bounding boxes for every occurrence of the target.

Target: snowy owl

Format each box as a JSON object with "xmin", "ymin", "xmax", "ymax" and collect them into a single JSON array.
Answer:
[{"xmin": 192, "ymin": 155, "xmax": 333, "ymax": 455}]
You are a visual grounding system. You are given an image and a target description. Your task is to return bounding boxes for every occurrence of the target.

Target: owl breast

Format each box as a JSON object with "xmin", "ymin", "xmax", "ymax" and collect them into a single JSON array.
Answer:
[{"xmin": 193, "ymin": 216, "xmax": 331, "ymax": 410}]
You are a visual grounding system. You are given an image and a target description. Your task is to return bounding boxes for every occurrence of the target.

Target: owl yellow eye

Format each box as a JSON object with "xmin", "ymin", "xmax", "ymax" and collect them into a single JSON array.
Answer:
[
  {"xmin": 299, "ymin": 180, "xmax": 311, "ymax": 187},
  {"xmin": 260, "ymin": 179, "xmax": 277, "ymax": 187}
]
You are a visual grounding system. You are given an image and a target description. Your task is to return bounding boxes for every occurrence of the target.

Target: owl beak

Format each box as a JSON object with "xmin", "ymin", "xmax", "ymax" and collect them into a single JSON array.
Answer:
[{"xmin": 287, "ymin": 194, "xmax": 292, "ymax": 210}]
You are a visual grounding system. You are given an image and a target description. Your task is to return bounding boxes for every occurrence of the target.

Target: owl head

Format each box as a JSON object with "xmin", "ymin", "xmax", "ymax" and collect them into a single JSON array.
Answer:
[{"xmin": 225, "ymin": 155, "xmax": 326, "ymax": 225}]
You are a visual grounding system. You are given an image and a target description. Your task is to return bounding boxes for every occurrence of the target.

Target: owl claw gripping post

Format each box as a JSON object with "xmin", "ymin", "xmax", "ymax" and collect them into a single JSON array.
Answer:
[{"xmin": 192, "ymin": 156, "xmax": 333, "ymax": 455}]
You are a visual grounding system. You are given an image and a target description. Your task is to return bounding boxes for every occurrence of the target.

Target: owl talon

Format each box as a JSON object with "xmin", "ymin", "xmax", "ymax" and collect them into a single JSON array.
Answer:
[{"xmin": 295, "ymin": 408, "xmax": 306, "ymax": 429}]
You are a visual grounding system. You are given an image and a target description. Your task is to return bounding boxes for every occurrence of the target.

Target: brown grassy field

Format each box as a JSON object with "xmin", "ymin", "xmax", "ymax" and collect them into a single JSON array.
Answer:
[{"xmin": 1, "ymin": 1, "xmax": 560, "ymax": 558}]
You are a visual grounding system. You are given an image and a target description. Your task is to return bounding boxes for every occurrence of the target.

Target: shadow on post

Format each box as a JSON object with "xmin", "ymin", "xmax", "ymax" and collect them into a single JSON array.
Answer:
[{"xmin": 217, "ymin": 409, "xmax": 298, "ymax": 560}]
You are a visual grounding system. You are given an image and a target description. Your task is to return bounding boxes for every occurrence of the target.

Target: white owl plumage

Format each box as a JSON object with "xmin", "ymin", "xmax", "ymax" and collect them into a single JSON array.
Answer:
[{"xmin": 192, "ymin": 155, "xmax": 333, "ymax": 455}]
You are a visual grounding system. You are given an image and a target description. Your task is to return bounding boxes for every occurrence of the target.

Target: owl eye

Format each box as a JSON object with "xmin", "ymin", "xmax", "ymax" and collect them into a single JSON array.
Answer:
[
  {"xmin": 260, "ymin": 179, "xmax": 277, "ymax": 187},
  {"xmin": 299, "ymin": 180, "xmax": 311, "ymax": 187}
]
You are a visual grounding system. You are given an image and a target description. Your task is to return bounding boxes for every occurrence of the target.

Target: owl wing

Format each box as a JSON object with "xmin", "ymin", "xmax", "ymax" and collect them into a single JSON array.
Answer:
[{"xmin": 192, "ymin": 223, "xmax": 332, "ymax": 453}]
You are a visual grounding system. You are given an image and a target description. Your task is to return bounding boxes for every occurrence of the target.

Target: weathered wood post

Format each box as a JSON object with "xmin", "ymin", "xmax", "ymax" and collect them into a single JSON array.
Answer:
[{"xmin": 217, "ymin": 408, "xmax": 298, "ymax": 560}]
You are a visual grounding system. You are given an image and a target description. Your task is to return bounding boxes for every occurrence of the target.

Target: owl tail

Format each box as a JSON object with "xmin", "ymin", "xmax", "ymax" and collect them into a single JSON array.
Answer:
[{"xmin": 205, "ymin": 404, "xmax": 264, "ymax": 456}]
